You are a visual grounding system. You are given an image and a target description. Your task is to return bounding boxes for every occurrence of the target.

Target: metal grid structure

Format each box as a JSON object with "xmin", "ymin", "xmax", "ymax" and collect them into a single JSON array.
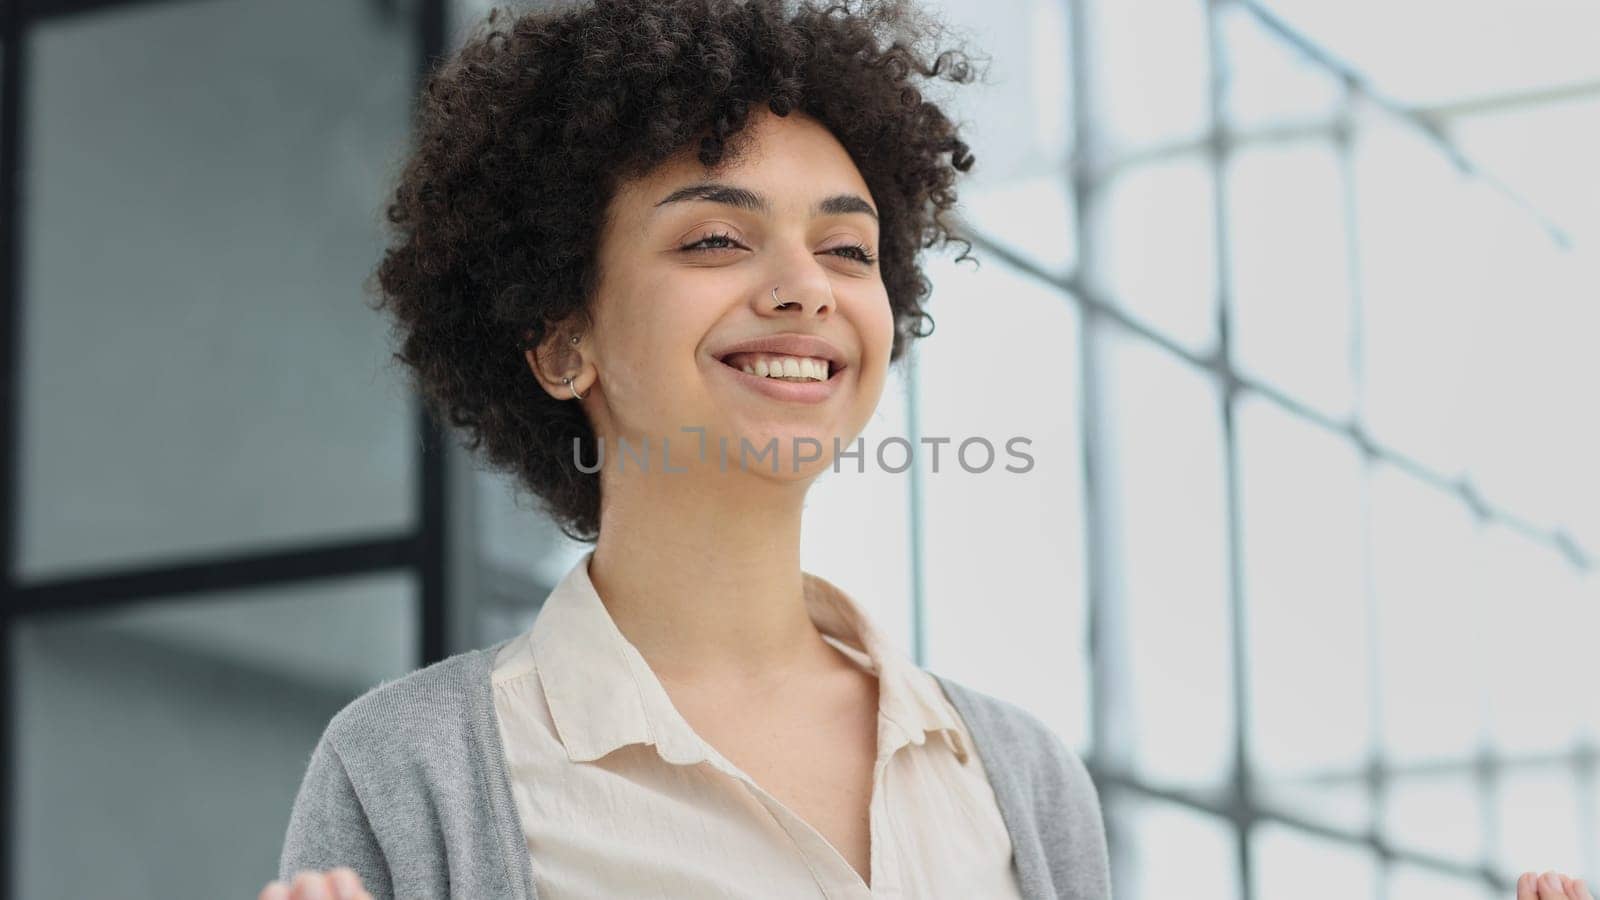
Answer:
[
  {"xmin": 0, "ymin": 3, "xmax": 453, "ymax": 899},
  {"xmin": 915, "ymin": 0, "xmax": 1596, "ymax": 896}
]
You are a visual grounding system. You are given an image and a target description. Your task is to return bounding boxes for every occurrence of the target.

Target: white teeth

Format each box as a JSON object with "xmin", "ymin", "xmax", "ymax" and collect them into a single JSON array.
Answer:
[{"xmin": 728, "ymin": 354, "xmax": 830, "ymax": 382}]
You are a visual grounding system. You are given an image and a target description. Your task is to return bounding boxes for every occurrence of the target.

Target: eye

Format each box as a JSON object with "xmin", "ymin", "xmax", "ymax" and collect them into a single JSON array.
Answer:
[
  {"xmin": 679, "ymin": 230, "xmax": 746, "ymax": 253},
  {"xmin": 679, "ymin": 230, "xmax": 877, "ymax": 266},
  {"xmin": 827, "ymin": 242, "xmax": 878, "ymax": 266}
]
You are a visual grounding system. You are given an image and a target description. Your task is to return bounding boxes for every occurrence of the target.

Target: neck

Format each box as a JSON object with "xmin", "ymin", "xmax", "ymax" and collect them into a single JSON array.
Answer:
[{"xmin": 587, "ymin": 465, "xmax": 834, "ymax": 690}]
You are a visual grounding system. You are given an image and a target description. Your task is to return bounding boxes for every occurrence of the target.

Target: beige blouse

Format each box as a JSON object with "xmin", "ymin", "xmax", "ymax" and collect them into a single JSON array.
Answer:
[{"xmin": 492, "ymin": 550, "xmax": 1024, "ymax": 899}]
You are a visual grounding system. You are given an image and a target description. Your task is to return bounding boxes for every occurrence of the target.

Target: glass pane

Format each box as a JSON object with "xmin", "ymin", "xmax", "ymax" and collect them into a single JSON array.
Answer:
[
  {"xmin": 1576, "ymin": 567, "xmax": 1600, "ymax": 746},
  {"xmin": 802, "ymin": 362, "xmax": 917, "ymax": 656},
  {"xmin": 1369, "ymin": 465, "xmax": 1489, "ymax": 763},
  {"xmin": 1255, "ymin": 778, "xmax": 1371, "ymax": 836},
  {"xmin": 1387, "ymin": 862, "xmax": 1496, "ymax": 900},
  {"xmin": 1089, "ymin": 155, "xmax": 1218, "ymax": 356},
  {"xmin": 13, "ymin": 573, "xmax": 419, "ymax": 900},
  {"xmin": 1236, "ymin": 397, "xmax": 1370, "ymax": 776},
  {"xmin": 469, "ymin": 463, "xmax": 592, "ymax": 648},
  {"xmin": 1252, "ymin": 821, "xmax": 1379, "ymax": 899},
  {"xmin": 478, "ymin": 466, "xmax": 591, "ymax": 591},
  {"xmin": 450, "ymin": 0, "xmax": 497, "ymax": 51},
  {"xmin": 1249, "ymin": 0, "xmax": 1600, "ymax": 107},
  {"xmin": 1108, "ymin": 794, "xmax": 1239, "ymax": 900},
  {"xmin": 1079, "ymin": 0, "xmax": 1210, "ymax": 150},
  {"xmin": 1589, "ymin": 770, "xmax": 1600, "ymax": 885},
  {"xmin": 1353, "ymin": 115, "xmax": 1498, "ymax": 479},
  {"xmin": 1355, "ymin": 105, "xmax": 1600, "ymax": 552},
  {"xmin": 1451, "ymin": 96, "xmax": 1600, "ymax": 249},
  {"xmin": 932, "ymin": 0, "xmax": 1072, "ymax": 179},
  {"xmin": 1218, "ymin": 2, "xmax": 1343, "ymax": 130},
  {"xmin": 1227, "ymin": 140, "xmax": 1355, "ymax": 418},
  {"xmin": 957, "ymin": 172, "xmax": 1077, "ymax": 280},
  {"xmin": 918, "ymin": 253, "xmax": 1089, "ymax": 751},
  {"xmin": 1495, "ymin": 768, "xmax": 1586, "ymax": 881},
  {"xmin": 1102, "ymin": 331, "xmax": 1232, "ymax": 785},
  {"xmin": 19, "ymin": 0, "xmax": 418, "ymax": 581},
  {"xmin": 1383, "ymin": 772, "xmax": 1484, "ymax": 864},
  {"xmin": 1441, "ymin": 208, "xmax": 1595, "ymax": 552},
  {"xmin": 1453, "ymin": 227, "xmax": 1592, "ymax": 547},
  {"xmin": 1477, "ymin": 525, "xmax": 1593, "ymax": 756}
]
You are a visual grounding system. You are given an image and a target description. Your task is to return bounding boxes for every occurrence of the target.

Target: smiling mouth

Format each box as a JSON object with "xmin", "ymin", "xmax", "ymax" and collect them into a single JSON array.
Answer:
[{"xmin": 715, "ymin": 352, "xmax": 843, "ymax": 382}]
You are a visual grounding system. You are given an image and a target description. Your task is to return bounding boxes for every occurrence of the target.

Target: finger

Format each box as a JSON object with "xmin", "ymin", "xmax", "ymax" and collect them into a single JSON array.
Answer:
[
  {"xmin": 1574, "ymin": 877, "xmax": 1594, "ymax": 900},
  {"xmin": 327, "ymin": 867, "xmax": 364, "ymax": 900},
  {"xmin": 258, "ymin": 882, "xmax": 290, "ymax": 900},
  {"xmin": 289, "ymin": 871, "xmax": 332, "ymax": 900},
  {"xmin": 1540, "ymin": 871, "xmax": 1566, "ymax": 900},
  {"xmin": 1520, "ymin": 872, "xmax": 1540, "ymax": 900}
]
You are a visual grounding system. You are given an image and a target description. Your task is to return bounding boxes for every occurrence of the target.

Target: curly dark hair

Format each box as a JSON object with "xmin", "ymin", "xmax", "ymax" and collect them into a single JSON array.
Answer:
[{"xmin": 371, "ymin": 0, "xmax": 980, "ymax": 543}]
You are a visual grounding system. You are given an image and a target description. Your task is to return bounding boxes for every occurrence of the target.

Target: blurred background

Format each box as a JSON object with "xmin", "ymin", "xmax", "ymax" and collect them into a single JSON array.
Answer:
[{"xmin": 0, "ymin": 0, "xmax": 1595, "ymax": 897}]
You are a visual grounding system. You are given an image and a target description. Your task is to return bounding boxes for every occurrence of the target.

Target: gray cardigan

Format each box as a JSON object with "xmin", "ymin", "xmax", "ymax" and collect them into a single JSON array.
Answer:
[{"xmin": 277, "ymin": 636, "xmax": 1112, "ymax": 899}]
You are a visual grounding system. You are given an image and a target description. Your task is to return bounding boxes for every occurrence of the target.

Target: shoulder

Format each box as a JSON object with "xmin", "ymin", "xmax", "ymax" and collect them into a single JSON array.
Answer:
[
  {"xmin": 282, "ymin": 638, "xmax": 527, "ymax": 897},
  {"xmin": 319, "ymin": 638, "xmax": 513, "ymax": 775},
  {"xmin": 928, "ymin": 672, "xmax": 1100, "ymax": 808},
  {"xmin": 930, "ymin": 672, "xmax": 1113, "ymax": 899}
]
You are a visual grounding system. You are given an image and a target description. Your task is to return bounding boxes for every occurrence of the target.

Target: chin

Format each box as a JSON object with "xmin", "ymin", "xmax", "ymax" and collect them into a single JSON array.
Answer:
[{"xmin": 701, "ymin": 420, "xmax": 849, "ymax": 479}]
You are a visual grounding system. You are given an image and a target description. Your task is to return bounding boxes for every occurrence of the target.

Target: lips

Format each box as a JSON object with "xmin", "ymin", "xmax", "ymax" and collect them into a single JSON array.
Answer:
[
  {"xmin": 711, "ymin": 350, "xmax": 845, "ymax": 405},
  {"xmin": 711, "ymin": 333, "xmax": 848, "ymax": 373}
]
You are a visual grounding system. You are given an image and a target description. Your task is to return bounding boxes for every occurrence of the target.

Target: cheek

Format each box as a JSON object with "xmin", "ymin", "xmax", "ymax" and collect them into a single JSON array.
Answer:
[
  {"xmin": 844, "ymin": 289, "xmax": 896, "ymax": 424},
  {"xmin": 600, "ymin": 286, "xmax": 712, "ymax": 402},
  {"xmin": 858, "ymin": 290, "xmax": 897, "ymax": 370}
]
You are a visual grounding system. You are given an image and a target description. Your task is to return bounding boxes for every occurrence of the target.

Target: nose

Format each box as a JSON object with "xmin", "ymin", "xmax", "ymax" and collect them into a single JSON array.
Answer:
[{"xmin": 761, "ymin": 283, "xmax": 832, "ymax": 319}]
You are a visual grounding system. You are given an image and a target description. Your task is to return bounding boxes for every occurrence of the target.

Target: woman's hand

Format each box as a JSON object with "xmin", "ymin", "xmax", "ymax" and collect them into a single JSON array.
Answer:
[
  {"xmin": 258, "ymin": 867, "xmax": 372, "ymax": 900},
  {"xmin": 1519, "ymin": 870, "xmax": 1593, "ymax": 900}
]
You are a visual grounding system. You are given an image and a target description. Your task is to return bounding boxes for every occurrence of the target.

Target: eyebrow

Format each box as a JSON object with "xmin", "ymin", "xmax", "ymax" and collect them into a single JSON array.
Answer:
[{"xmin": 652, "ymin": 181, "xmax": 878, "ymax": 222}]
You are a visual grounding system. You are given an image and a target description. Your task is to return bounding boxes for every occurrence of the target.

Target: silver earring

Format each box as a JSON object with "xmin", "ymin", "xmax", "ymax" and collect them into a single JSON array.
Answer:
[{"xmin": 563, "ymin": 335, "xmax": 585, "ymax": 398}]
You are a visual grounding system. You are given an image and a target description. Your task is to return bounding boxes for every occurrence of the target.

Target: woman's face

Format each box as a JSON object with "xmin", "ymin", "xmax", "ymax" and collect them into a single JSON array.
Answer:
[{"xmin": 563, "ymin": 108, "xmax": 894, "ymax": 481}]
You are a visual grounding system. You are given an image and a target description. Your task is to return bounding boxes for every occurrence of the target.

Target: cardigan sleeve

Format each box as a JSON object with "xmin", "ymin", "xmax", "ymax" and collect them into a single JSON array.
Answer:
[
  {"xmin": 278, "ymin": 730, "xmax": 396, "ymax": 900},
  {"xmin": 1038, "ymin": 729, "xmax": 1113, "ymax": 900},
  {"xmin": 929, "ymin": 670, "xmax": 1114, "ymax": 899}
]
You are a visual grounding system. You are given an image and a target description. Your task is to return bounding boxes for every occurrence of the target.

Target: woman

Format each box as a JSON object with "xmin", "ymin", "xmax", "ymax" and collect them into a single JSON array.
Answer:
[
  {"xmin": 263, "ymin": 0, "xmax": 1106, "ymax": 895},
  {"xmin": 259, "ymin": 1, "xmax": 1587, "ymax": 898}
]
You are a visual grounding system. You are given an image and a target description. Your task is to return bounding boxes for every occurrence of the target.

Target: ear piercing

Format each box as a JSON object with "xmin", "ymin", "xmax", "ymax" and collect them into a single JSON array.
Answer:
[{"xmin": 562, "ymin": 334, "xmax": 585, "ymax": 399}]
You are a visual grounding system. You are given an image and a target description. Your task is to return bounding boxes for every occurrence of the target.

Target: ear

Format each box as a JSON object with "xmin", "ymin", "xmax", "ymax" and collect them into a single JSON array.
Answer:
[{"xmin": 523, "ymin": 324, "xmax": 590, "ymax": 401}]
